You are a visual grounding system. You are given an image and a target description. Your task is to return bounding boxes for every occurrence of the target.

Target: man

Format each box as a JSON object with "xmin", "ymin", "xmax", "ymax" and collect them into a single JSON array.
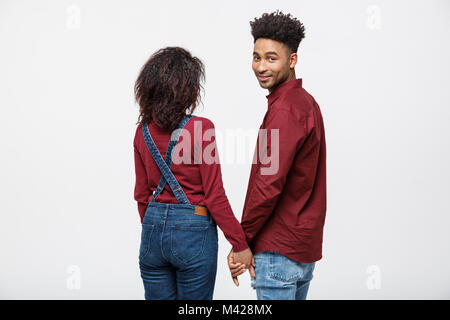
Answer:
[{"xmin": 228, "ymin": 10, "xmax": 327, "ymax": 300}]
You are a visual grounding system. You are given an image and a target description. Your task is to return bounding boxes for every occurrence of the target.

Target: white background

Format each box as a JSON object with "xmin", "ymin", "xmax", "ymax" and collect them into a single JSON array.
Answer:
[{"xmin": 1, "ymin": 0, "xmax": 449, "ymax": 299}]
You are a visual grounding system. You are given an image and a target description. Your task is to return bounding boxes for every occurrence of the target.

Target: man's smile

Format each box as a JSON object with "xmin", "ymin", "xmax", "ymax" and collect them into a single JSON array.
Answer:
[{"xmin": 257, "ymin": 75, "xmax": 272, "ymax": 82}]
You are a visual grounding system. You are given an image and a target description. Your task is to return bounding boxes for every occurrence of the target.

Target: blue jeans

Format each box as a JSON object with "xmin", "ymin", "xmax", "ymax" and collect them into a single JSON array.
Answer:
[
  {"xmin": 251, "ymin": 251, "xmax": 316, "ymax": 300},
  {"xmin": 139, "ymin": 202, "xmax": 218, "ymax": 300}
]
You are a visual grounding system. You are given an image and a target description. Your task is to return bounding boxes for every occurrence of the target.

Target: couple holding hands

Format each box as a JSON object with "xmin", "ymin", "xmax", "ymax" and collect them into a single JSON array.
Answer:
[{"xmin": 133, "ymin": 11, "xmax": 327, "ymax": 300}]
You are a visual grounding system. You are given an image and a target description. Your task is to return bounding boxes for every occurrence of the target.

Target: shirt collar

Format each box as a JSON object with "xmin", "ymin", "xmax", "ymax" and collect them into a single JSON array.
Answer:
[{"xmin": 266, "ymin": 78, "xmax": 302, "ymax": 107}]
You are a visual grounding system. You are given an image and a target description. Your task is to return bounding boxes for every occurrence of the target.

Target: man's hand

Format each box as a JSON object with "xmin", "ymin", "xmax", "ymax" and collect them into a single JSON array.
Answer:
[
  {"xmin": 227, "ymin": 249, "xmax": 256, "ymax": 286},
  {"xmin": 233, "ymin": 247, "xmax": 253, "ymax": 267}
]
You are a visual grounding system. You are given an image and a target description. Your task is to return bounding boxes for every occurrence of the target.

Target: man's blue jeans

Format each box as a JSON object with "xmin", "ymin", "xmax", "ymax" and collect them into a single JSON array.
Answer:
[{"xmin": 251, "ymin": 251, "xmax": 316, "ymax": 300}]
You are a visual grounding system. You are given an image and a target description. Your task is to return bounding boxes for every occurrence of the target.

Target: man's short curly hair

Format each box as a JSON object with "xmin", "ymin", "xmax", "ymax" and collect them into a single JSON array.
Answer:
[{"xmin": 250, "ymin": 10, "xmax": 305, "ymax": 53}]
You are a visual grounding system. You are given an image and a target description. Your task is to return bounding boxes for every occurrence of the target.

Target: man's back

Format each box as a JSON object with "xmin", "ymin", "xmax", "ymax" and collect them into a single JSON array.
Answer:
[{"xmin": 241, "ymin": 78, "xmax": 326, "ymax": 263}]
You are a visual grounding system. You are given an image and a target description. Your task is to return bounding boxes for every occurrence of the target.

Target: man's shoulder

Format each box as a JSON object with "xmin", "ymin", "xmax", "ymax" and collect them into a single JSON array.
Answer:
[{"xmin": 272, "ymin": 87, "xmax": 315, "ymax": 119}]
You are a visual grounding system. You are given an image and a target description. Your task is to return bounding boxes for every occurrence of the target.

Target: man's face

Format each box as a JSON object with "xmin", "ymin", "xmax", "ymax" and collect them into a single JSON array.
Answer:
[{"xmin": 252, "ymin": 38, "xmax": 296, "ymax": 91}]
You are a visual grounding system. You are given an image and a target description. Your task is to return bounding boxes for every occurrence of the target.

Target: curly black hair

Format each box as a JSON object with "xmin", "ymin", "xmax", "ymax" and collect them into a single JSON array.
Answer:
[
  {"xmin": 250, "ymin": 10, "xmax": 305, "ymax": 53},
  {"xmin": 134, "ymin": 47, "xmax": 205, "ymax": 132}
]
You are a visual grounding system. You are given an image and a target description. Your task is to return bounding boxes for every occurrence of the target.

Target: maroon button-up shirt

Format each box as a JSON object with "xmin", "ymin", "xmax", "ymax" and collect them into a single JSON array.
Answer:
[{"xmin": 241, "ymin": 78, "xmax": 327, "ymax": 263}]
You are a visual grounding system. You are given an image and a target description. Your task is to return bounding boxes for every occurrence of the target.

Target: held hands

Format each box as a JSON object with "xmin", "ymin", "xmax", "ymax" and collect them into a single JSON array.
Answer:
[{"xmin": 227, "ymin": 248, "xmax": 256, "ymax": 286}]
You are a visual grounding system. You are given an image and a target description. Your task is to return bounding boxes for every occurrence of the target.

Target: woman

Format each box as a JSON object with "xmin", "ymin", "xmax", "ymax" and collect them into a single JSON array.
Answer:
[{"xmin": 133, "ymin": 47, "xmax": 252, "ymax": 300}]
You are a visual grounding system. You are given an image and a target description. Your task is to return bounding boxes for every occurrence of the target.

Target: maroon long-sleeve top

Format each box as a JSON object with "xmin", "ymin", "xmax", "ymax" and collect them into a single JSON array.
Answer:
[
  {"xmin": 133, "ymin": 117, "xmax": 249, "ymax": 252},
  {"xmin": 241, "ymin": 78, "xmax": 327, "ymax": 263}
]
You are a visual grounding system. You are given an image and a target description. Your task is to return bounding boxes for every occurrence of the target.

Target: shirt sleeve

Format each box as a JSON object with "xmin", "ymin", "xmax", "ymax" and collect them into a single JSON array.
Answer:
[
  {"xmin": 197, "ymin": 119, "xmax": 249, "ymax": 252},
  {"xmin": 241, "ymin": 108, "xmax": 311, "ymax": 244},
  {"xmin": 133, "ymin": 128, "xmax": 151, "ymax": 223}
]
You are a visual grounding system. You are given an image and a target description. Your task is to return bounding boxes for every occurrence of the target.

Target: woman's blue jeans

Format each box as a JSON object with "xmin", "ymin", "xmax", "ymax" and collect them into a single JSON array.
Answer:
[
  {"xmin": 139, "ymin": 202, "xmax": 218, "ymax": 300},
  {"xmin": 251, "ymin": 251, "xmax": 316, "ymax": 300}
]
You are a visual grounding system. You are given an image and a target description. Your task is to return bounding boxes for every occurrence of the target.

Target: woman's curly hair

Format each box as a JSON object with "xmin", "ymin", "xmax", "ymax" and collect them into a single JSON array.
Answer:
[
  {"xmin": 134, "ymin": 47, "xmax": 205, "ymax": 132},
  {"xmin": 250, "ymin": 10, "xmax": 305, "ymax": 53}
]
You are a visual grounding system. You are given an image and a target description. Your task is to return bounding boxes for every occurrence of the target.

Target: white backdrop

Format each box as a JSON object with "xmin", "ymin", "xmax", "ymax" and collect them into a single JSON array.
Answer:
[{"xmin": 1, "ymin": 0, "xmax": 449, "ymax": 299}]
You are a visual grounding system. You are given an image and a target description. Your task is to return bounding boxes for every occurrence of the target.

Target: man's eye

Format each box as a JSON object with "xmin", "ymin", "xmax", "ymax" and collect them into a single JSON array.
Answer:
[
  {"xmin": 269, "ymin": 57, "xmax": 276, "ymax": 61},
  {"xmin": 253, "ymin": 56, "xmax": 260, "ymax": 61}
]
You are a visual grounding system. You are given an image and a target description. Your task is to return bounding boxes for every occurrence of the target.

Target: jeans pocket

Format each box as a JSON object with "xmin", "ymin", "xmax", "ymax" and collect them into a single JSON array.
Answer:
[
  {"xmin": 139, "ymin": 223, "xmax": 155, "ymax": 261},
  {"xmin": 268, "ymin": 252, "xmax": 303, "ymax": 283},
  {"xmin": 171, "ymin": 224, "xmax": 209, "ymax": 264}
]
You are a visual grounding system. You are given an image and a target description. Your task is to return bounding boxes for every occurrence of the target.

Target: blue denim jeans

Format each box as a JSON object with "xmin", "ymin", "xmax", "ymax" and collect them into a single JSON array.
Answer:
[
  {"xmin": 250, "ymin": 251, "xmax": 316, "ymax": 300},
  {"xmin": 139, "ymin": 202, "xmax": 218, "ymax": 300}
]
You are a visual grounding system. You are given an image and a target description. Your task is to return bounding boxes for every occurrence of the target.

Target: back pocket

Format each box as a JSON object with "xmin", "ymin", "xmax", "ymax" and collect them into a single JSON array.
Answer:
[
  {"xmin": 268, "ymin": 252, "xmax": 303, "ymax": 283},
  {"xmin": 139, "ymin": 223, "xmax": 155, "ymax": 261},
  {"xmin": 171, "ymin": 224, "xmax": 209, "ymax": 264}
]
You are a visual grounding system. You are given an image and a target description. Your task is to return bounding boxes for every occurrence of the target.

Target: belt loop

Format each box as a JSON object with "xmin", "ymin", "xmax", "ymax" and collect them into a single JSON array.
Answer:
[{"xmin": 209, "ymin": 211, "xmax": 214, "ymax": 225}]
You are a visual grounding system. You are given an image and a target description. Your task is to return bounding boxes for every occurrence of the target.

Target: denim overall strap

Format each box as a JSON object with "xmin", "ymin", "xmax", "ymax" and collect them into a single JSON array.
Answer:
[
  {"xmin": 152, "ymin": 115, "xmax": 196, "ymax": 201},
  {"xmin": 141, "ymin": 115, "xmax": 194, "ymax": 205}
]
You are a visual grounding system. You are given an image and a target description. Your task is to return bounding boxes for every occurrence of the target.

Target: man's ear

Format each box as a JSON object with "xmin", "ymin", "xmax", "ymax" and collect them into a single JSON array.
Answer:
[{"xmin": 289, "ymin": 52, "xmax": 298, "ymax": 69}]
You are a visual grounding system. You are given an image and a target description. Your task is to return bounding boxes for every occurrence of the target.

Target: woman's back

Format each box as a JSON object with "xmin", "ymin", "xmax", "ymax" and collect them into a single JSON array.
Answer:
[
  {"xmin": 134, "ymin": 116, "xmax": 206, "ymax": 208},
  {"xmin": 134, "ymin": 115, "xmax": 248, "ymax": 252}
]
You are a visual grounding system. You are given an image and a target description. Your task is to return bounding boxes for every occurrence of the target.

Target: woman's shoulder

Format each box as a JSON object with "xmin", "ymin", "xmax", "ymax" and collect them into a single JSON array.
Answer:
[
  {"xmin": 134, "ymin": 117, "xmax": 216, "ymax": 138},
  {"xmin": 134, "ymin": 122, "xmax": 147, "ymax": 140},
  {"xmin": 186, "ymin": 115, "xmax": 215, "ymax": 129}
]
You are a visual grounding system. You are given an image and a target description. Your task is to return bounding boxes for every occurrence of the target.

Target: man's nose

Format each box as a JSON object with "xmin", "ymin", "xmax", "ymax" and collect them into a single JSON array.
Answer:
[{"xmin": 256, "ymin": 60, "xmax": 268, "ymax": 74}]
